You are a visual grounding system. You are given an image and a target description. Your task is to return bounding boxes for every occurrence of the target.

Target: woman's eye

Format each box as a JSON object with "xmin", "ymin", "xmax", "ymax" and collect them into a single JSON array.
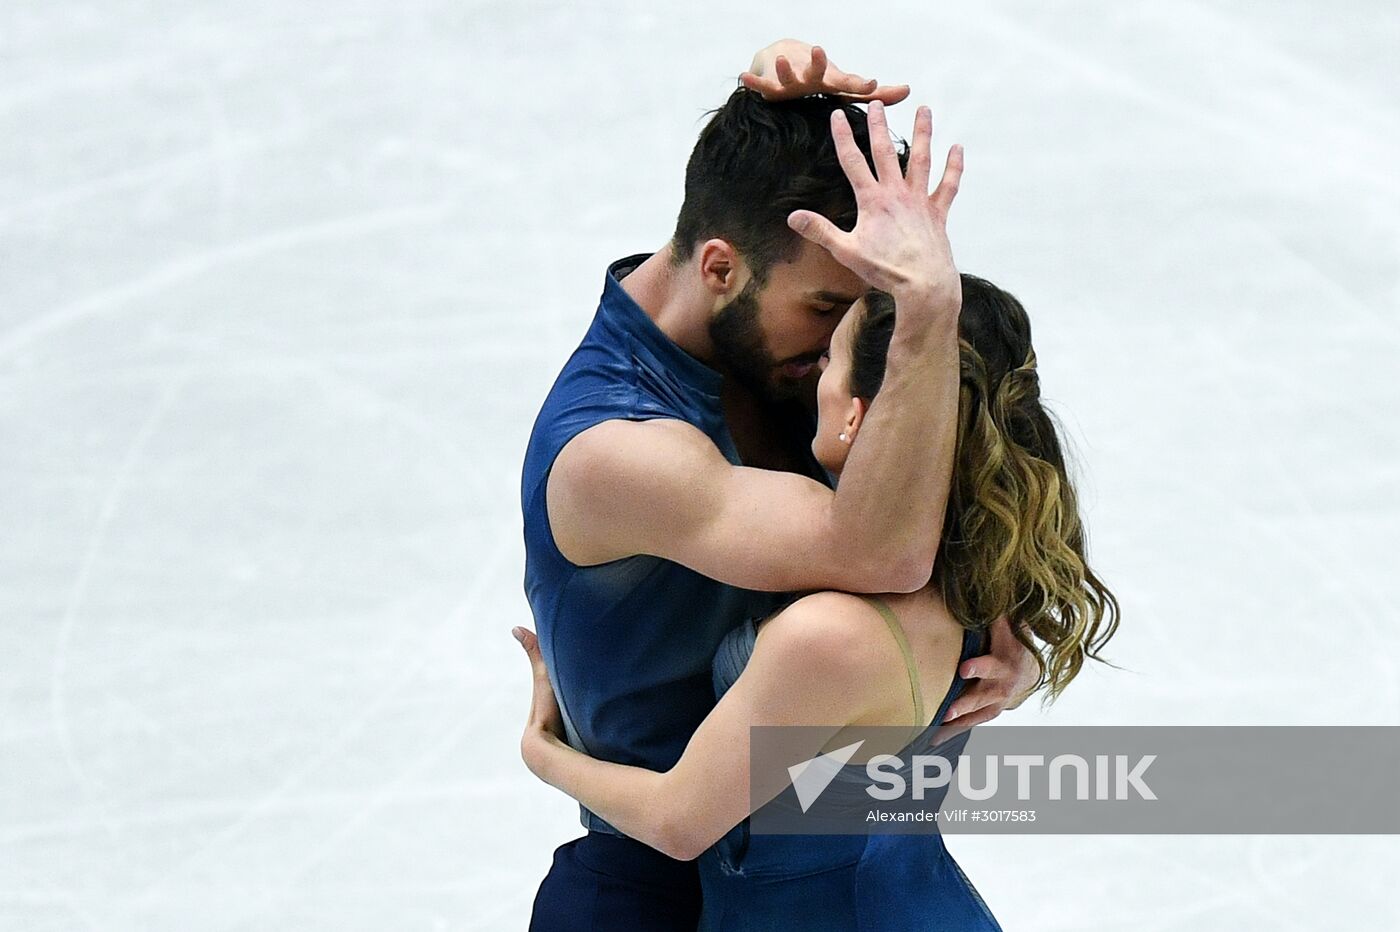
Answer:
[{"xmin": 813, "ymin": 305, "xmax": 836, "ymax": 317}]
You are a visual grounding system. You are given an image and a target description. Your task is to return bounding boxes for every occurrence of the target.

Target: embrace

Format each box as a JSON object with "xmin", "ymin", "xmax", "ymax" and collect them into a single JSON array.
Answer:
[{"xmin": 513, "ymin": 39, "xmax": 1119, "ymax": 931}]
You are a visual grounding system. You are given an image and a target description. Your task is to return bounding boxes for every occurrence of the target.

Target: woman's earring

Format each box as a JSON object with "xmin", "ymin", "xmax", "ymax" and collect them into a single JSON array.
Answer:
[{"xmin": 839, "ymin": 432, "xmax": 849, "ymax": 444}]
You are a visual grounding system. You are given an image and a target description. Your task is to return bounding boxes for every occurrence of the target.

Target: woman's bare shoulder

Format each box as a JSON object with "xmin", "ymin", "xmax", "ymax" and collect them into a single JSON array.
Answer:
[{"xmin": 752, "ymin": 591, "xmax": 898, "ymax": 675}]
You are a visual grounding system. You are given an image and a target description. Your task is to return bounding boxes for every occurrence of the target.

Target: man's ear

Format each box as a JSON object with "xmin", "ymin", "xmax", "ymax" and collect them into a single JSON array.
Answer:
[{"xmin": 697, "ymin": 239, "xmax": 748, "ymax": 297}]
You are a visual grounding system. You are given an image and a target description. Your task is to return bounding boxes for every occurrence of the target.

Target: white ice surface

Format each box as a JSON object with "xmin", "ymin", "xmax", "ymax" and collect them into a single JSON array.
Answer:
[{"xmin": 2, "ymin": 1, "xmax": 1398, "ymax": 929}]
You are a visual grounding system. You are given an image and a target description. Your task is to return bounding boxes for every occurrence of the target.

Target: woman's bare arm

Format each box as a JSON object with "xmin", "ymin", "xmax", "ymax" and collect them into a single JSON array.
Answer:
[{"xmin": 514, "ymin": 593, "xmax": 894, "ymax": 860}]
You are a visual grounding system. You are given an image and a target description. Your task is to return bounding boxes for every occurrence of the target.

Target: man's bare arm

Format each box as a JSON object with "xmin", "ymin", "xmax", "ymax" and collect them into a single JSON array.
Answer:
[{"xmin": 551, "ymin": 417, "xmax": 914, "ymax": 592}]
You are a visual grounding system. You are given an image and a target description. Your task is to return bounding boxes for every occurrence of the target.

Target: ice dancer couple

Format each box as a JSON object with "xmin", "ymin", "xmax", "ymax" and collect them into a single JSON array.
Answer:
[{"xmin": 513, "ymin": 39, "xmax": 1119, "ymax": 932}]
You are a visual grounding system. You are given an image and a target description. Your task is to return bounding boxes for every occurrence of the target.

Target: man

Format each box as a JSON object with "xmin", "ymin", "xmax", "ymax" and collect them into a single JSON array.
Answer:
[{"xmin": 520, "ymin": 41, "xmax": 1035, "ymax": 931}]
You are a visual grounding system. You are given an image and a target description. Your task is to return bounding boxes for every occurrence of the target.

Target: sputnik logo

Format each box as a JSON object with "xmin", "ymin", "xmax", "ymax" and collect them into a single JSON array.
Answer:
[{"xmin": 787, "ymin": 740, "xmax": 865, "ymax": 813}]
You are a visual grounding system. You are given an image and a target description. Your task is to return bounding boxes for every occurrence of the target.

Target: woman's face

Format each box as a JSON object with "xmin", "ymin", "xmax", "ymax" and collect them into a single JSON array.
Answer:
[{"xmin": 811, "ymin": 298, "xmax": 866, "ymax": 477}]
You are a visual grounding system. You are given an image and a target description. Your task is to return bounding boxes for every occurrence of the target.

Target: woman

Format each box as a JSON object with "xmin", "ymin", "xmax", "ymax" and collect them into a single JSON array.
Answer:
[{"xmin": 515, "ymin": 273, "xmax": 1120, "ymax": 930}]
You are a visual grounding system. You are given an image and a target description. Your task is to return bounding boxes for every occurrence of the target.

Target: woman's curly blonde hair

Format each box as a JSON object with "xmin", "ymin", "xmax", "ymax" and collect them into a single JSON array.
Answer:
[{"xmin": 851, "ymin": 275, "xmax": 1120, "ymax": 701}]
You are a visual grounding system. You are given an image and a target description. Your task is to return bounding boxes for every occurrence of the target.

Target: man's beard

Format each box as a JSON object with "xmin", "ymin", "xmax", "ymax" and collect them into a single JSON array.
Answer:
[{"xmin": 709, "ymin": 280, "xmax": 800, "ymax": 402}]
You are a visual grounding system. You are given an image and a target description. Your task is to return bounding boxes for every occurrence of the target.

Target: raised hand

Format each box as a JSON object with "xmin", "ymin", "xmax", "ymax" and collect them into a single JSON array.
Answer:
[
  {"xmin": 741, "ymin": 39, "xmax": 911, "ymax": 105},
  {"xmin": 787, "ymin": 102, "xmax": 964, "ymax": 316}
]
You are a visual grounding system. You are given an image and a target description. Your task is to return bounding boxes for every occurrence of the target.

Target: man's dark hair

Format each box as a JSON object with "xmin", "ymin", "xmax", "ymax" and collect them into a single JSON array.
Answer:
[{"xmin": 671, "ymin": 88, "xmax": 909, "ymax": 284}]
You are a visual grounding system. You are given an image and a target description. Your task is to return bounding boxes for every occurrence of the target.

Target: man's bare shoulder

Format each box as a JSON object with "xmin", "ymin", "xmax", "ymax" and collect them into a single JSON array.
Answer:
[
  {"xmin": 547, "ymin": 418, "xmax": 726, "ymax": 565},
  {"xmin": 553, "ymin": 417, "xmax": 720, "ymax": 486}
]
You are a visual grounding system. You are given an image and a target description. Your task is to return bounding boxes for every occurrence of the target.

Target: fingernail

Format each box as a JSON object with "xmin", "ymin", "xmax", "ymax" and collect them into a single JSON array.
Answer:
[{"xmin": 511, "ymin": 627, "xmax": 523, "ymax": 643}]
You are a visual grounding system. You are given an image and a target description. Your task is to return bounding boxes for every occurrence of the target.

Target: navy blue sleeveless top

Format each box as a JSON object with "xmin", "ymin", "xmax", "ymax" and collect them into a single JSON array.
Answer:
[
  {"xmin": 700, "ymin": 604, "xmax": 1002, "ymax": 932},
  {"xmin": 521, "ymin": 254, "xmax": 819, "ymax": 833},
  {"xmin": 711, "ymin": 603, "xmax": 988, "ymax": 850}
]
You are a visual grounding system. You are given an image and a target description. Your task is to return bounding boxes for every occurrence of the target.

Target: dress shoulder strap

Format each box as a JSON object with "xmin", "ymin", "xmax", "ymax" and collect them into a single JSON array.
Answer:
[{"xmin": 858, "ymin": 596, "xmax": 926, "ymax": 729}]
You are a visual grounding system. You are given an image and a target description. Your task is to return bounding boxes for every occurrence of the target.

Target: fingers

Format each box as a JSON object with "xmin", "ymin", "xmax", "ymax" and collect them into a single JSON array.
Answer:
[
  {"xmin": 512, "ymin": 625, "xmax": 537, "ymax": 653},
  {"xmin": 948, "ymin": 629, "xmax": 1040, "ymax": 721},
  {"xmin": 958, "ymin": 654, "xmax": 1011, "ymax": 684},
  {"xmin": 945, "ymin": 656, "xmax": 1017, "ymax": 723},
  {"xmin": 514, "ymin": 626, "xmax": 564, "ymax": 735},
  {"xmin": 774, "ymin": 54, "xmax": 798, "ymax": 87},
  {"xmin": 865, "ymin": 100, "xmax": 902, "ymax": 182},
  {"xmin": 809, "ymin": 46, "xmax": 893, "ymax": 100},
  {"xmin": 787, "ymin": 209, "xmax": 848, "ymax": 260},
  {"xmin": 840, "ymin": 86, "xmax": 908, "ymax": 105},
  {"xmin": 934, "ymin": 704, "xmax": 1000, "ymax": 746},
  {"xmin": 825, "ymin": 63, "xmax": 878, "ymax": 97},
  {"xmin": 929, "ymin": 144, "xmax": 964, "ymax": 216},
  {"xmin": 804, "ymin": 46, "xmax": 883, "ymax": 100},
  {"xmin": 739, "ymin": 52, "xmax": 906, "ymax": 107},
  {"xmin": 513, "ymin": 626, "xmax": 550, "ymax": 680},
  {"xmin": 828, "ymin": 110, "xmax": 876, "ymax": 191},
  {"xmin": 988, "ymin": 614, "xmax": 1040, "ymax": 703},
  {"xmin": 943, "ymin": 684, "xmax": 1000, "ymax": 725},
  {"xmin": 907, "ymin": 105, "xmax": 932, "ymax": 195},
  {"xmin": 870, "ymin": 84, "xmax": 911, "ymax": 105}
]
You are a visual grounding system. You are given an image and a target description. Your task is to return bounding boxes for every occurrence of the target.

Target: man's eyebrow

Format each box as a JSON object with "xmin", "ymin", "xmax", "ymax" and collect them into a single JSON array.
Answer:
[{"xmin": 810, "ymin": 290, "xmax": 862, "ymax": 305}]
